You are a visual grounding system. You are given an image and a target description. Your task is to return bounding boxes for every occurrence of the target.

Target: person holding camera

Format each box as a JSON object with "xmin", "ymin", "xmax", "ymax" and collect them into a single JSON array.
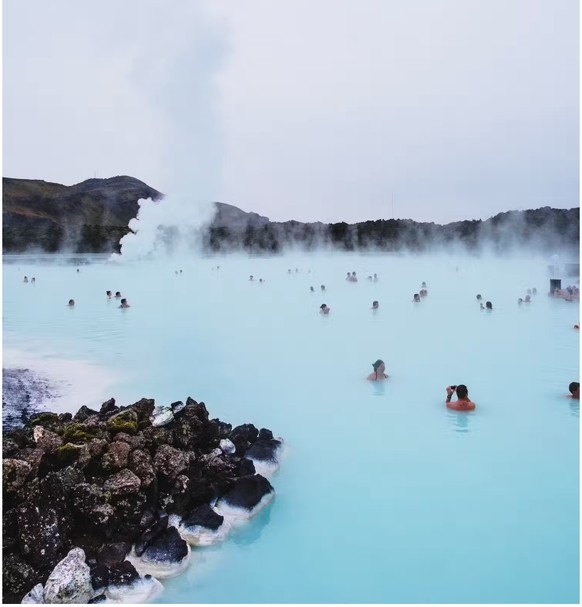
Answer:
[{"xmin": 445, "ymin": 384, "xmax": 475, "ymax": 411}]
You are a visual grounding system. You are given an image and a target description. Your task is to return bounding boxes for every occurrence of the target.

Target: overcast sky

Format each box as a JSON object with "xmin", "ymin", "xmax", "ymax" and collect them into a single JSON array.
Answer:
[{"xmin": 3, "ymin": 0, "xmax": 579, "ymax": 224}]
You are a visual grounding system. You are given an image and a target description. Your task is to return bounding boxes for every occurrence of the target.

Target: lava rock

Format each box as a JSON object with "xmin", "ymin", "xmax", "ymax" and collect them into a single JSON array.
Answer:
[
  {"xmin": 101, "ymin": 441, "xmax": 131, "ymax": 472},
  {"xmin": 73, "ymin": 405, "xmax": 100, "ymax": 422},
  {"xmin": 128, "ymin": 449, "xmax": 156, "ymax": 488},
  {"xmin": 43, "ymin": 547, "xmax": 93, "ymax": 604},
  {"xmin": 107, "ymin": 560, "xmax": 140, "ymax": 586},
  {"xmin": 32, "ymin": 426, "xmax": 63, "ymax": 452},
  {"xmin": 99, "ymin": 398, "xmax": 118, "ymax": 416},
  {"xmin": 184, "ymin": 503, "xmax": 224, "ymax": 531},
  {"xmin": 2, "ymin": 553, "xmax": 41, "ymax": 604},
  {"xmin": 217, "ymin": 474, "xmax": 274, "ymax": 511},
  {"xmin": 21, "ymin": 582, "xmax": 44, "ymax": 604},
  {"xmin": 229, "ymin": 423, "xmax": 259, "ymax": 455},
  {"xmin": 238, "ymin": 458, "xmax": 256, "ymax": 476},
  {"xmin": 141, "ymin": 526, "xmax": 188, "ymax": 564},
  {"xmin": 153, "ymin": 444, "xmax": 187, "ymax": 479},
  {"xmin": 3, "ymin": 458, "xmax": 32, "ymax": 493},
  {"xmin": 71, "ymin": 483, "xmax": 114, "ymax": 526},
  {"xmin": 97, "ymin": 542, "xmax": 131, "ymax": 567},
  {"xmin": 103, "ymin": 469, "xmax": 142, "ymax": 496}
]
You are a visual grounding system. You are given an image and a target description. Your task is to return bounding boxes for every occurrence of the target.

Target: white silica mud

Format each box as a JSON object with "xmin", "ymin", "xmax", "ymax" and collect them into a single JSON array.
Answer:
[
  {"xmin": 169, "ymin": 513, "xmax": 232, "ymax": 547},
  {"xmin": 3, "ymin": 251, "xmax": 579, "ymax": 604}
]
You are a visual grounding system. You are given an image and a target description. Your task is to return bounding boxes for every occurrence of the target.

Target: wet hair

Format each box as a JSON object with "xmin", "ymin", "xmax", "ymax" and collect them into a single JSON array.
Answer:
[
  {"xmin": 68, "ymin": 299, "xmax": 75, "ymax": 306},
  {"xmin": 518, "ymin": 298, "xmax": 523, "ymax": 304},
  {"xmin": 372, "ymin": 300, "xmax": 379, "ymax": 307},
  {"xmin": 456, "ymin": 384, "xmax": 468, "ymax": 398},
  {"xmin": 476, "ymin": 294, "xmax": 482, "ymax": 300},
  {"xmin": 120, "ymin": 298, "xmax": 127, "ymax": 304},
  {"xmin": 372, "ymin": 359, "xmax": 384, "ymax": 371},
  {"xmin": 115, "ymin": 291, "xmax": 121, "ymax": 297},
  {"xmin": 320, "ymin": 285, "xmax": 325, "ymax": 290},
  {"xmin": 485, "ymin": 301, "xmax": 493, "ymax": 310},
  {"xmin": 106, "ymin": 290, "xmax": 112, "ymax": 296},
  {"xmin": 413, "ymin": 293, "xmax": 420, "ymax": 301},
  {"xmin": 569, "ymin": 382, "xmax": 579, "ymax": 395},
  {"xmin": 310, "ymin": 286, "xmax": 315, "ymax": 291},
  {"xmin": 320, "ymin": 303, "xmax": 327, "ymax": 309}
]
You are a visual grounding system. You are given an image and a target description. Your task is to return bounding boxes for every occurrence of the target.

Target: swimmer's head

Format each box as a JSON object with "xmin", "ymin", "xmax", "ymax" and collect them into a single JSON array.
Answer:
[
  {"xmin": 476, "ymin": 294, "xmax": 482, "ymax": 300},
  {"xmin": 68, "ymin": 299, "xmax": 75, "ymax": 306},
  {"xmin": 569, "ymin": 382, "xmax": 579, "ymax": 398},
  {"xmin": 310, "ymin": 286, "xmax": 315, "ymax": 292},
  {"xmin": 456, "ymin": 384, "xmax": 468, "ymax": 398},
  {"xmin": 106, "ymin": 290, "xmax": 112, "ymax": 296},
  {"xmin": 320, "ymin": 285, "xmax": 325, "ymax": 290},
  {"xmin": 372, "ymin": 300, "xmax": 379, "ymax": 309},
  {"xmin": 320, "ymin": 303, "xmax": 327, "ymax": 310},
  {"xmin": 413, "ymin": 293, "xmax": 420, "ymax": 302},
  {"xmin": 115, "ymin": 291, "xmax": 121, "ymax": 297},
  {"xmin": 372, "ymin": 359, "xmax": 385, "ymax": 373},
  {"xmin": 518, "ymin": 298, "xmax": 523, "ymax": 304},
  {"xmin": 120, "ymin": 298, "xmax": 127, "ymax": 304},
  {"xmin": 485, "ymin": 301, "xmax": 493, "ymax": 310}
]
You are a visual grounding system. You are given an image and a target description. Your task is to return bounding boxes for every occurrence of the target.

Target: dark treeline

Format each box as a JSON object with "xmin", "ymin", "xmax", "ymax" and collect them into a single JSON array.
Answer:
[
  {"xmin": 3, "ymin": 176, "xmax": 579, "ymax": 254},
  {"xmin": 203, "ymin": 207, "xmax": 579, "ymax": 255}
]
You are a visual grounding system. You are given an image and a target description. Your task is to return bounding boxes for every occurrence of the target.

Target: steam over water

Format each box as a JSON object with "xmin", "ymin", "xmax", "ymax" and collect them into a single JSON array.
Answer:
[{"xmin": 3, "ymin": 252, "xmax": 579, "ymax": 603}]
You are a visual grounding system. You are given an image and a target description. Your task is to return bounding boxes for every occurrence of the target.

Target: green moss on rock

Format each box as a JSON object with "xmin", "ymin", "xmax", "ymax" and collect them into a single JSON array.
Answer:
[
  {"xmin": 106, "ymin": 418, "xmax": 138, "ymax": 435},
  {"xmin": 62, "ymin": 423, "xmax": 100, "ymax": 443},
  {"xmin": 55, "ymin": 443, "xmax": 81, "ymax": 463},
  {"xmin": 30, "ymin": 413, "xmax": 60, "ymax": 427}
]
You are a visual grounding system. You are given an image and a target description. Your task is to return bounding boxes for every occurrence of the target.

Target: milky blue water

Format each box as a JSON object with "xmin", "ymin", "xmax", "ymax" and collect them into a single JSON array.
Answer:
[{"xmin": 3, "ymin": 252, "xmax": 579, "ymax": 603}]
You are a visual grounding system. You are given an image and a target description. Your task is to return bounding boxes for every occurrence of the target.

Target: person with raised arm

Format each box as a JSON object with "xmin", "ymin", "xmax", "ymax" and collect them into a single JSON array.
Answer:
[{"xmin": 445, "ymin": 385, "xmax": 475, "ymax": 411}]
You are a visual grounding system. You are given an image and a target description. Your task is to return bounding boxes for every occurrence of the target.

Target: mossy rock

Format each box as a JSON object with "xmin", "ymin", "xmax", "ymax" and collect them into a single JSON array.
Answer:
[
  {"xmin": 55, "ymin": 443, "xmax": 81, "ymax": 463},
  {"xmin": 106, "ymin": 418, "xmax": 138, "ymax": 436},
  {"xmin": 62, "ymin": 423, "xmax": 100, "ymax": 443},
  {"xmin": 30, "ymin": 413, "xmax": 61, "ymax": 428}
]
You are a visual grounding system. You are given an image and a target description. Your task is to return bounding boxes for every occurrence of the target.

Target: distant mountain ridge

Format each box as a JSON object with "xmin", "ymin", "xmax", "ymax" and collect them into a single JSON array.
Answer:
[{"xmin": 2, "ymin": 176, "xmax": 579, "ymax": 254}]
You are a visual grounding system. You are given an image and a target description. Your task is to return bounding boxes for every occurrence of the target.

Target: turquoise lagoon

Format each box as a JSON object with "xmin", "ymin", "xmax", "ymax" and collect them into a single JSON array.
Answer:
[{"xmin": 2, "ymin": 252, "xmax": 579, "ymax": 603}]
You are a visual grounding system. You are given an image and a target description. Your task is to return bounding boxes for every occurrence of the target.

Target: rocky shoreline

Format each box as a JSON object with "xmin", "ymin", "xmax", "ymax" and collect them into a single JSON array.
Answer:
[
  {"xmin": 3, "ymin": 396, "xmax": 283, "ymax": 603},
  {"xmin": 2, "ymin": 368, "xmax": 58, "ymax": 432}
]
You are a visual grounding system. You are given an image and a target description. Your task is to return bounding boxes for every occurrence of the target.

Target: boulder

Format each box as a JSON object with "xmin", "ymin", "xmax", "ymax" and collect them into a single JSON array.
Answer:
[
  {"xmin": 3, "ymin": 553, "xmax": 41, "ymax": 604},
  {"xmin": 107, "ymin": 560, "xmax": 140, "ymax": 586},
  {"xmin": 129, "ymin": 526, "xmax": 190, "ymax": 579},
  {"xmin": 127, "ymin": 398, "xmax": 155, "ymax": 422},
  {"xmin": 219, "ymin": 438, "xmax": 236, "ymax": 454},
  {"xmin": 183, "ymin": 503, "xmax": 224, "ymax": 531},
  {"xmin": 104, "ymin": 573, "xmax": 163, "ymax": 603},
  {"xmin": 73, "ymin": 405, "xmax": 100, "ymax": 422},
  {"xmin": 99, "ymin": 398, "xmax": 118, "ymax": 416},
  {"xmin": 16, "ymin": 473, "xmax": 73, "ymax": 568},
  {"xmin": 113, "ymin": 432, "xmax": 145, "ymax": 450},
  {"xmin": 153, "ymin": 444, "xmax": 187, "ymax": 479},
  {"xmin": 43, "ymin": 547, "xmax": 93, "ymax": 604},
  {"xmin": 150, "ymin": 405, "xmax": 174, "ymax": 427},
  {"xmin": 71, "ymin": 483, "xmax": 114, "ymax": 526},
  {"xmin": 21, "ymin": 583, "xmax": 44, "ymax": 604},
  {"xmin": 244, "ymin": 437, "xmax": 282, "ymax": 477},
  {"xmin": 134, "ymin": 512, "xmax": 169, "ymax": 557},
  {"xmin": 101, "ymin": 441, "xmax": 131, "ymax": 472},
  {"xmin": 216, "ymin": 474, "xmax": 274, "ymax": 515},
  {"xmin": 127, "ymin": 449, "xmax": 155, "ymax": 488},
  {"xmin": 3, "ymin": 458, "xmax": 32, "ymax": 493},
  {"xmin": 32, "ymin": 426, "xmax": 63, "ymax": 452},
  {"xmin": 4, "ymin": 508, "xmax": 18, "ymax": 551},
  {"xmin": 103, "ymin": 469, "xmax": 141, "ymax": 497},
  {"xmin": 238, "ymin": 458, "xmax": 256, "ymax": 476},
  {"xmin": 171, "ymin": 400, "xmax": 186, "ymax": 415},
  {"xmin": 97, "ymin": 542, "xmax": 131, "ymax": 567},
  {"xmin": 210, "ymin": 418, "xmax": 232, "ymax": 439},
  {"xmin": 229, "ymin": 423, "xmax": 259, "ymax": 455}
]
